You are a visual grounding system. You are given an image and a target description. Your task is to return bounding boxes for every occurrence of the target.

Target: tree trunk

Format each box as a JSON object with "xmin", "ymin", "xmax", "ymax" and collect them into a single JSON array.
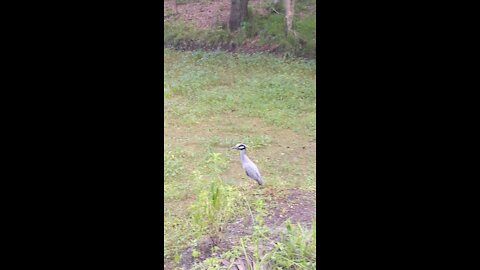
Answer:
[
  {"xmin": 285, "ymin": 0, "xmax": 295, "ymax": 37},
  {"xmin": 229, "ymin": 0, "xmax": 249, "ymax": 31}
]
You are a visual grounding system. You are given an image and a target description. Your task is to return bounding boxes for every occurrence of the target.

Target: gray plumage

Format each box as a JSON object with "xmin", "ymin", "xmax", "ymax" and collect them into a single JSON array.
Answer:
[{"xmin": 231, "ymin": 143, "xmax": 264, "ymax": 185}]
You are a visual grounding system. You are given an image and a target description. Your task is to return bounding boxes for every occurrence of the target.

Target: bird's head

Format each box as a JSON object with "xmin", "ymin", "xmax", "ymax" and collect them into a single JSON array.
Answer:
[{"xmin": 231, "ymin": 143, "xmax": 248, "ymax": 150}]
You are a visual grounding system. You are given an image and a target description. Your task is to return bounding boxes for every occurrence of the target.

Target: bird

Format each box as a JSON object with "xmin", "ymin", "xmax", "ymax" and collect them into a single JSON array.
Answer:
[{"xmin": 231, "ymin": 143, "xmax": 264, "ymax": 185}]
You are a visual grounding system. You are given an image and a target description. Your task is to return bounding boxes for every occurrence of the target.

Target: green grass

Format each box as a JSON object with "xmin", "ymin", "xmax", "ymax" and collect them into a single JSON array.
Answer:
[
  {"xmin": 164, "ymin": 48, "xmax": 316, "ymax": 269},
  {"xmin": 268, "ymin": 219, "xmax": 316, "ymax": 268},
  {"xmin": 164, "ymin": 49, "xmax": 316, "ymax": 136}
]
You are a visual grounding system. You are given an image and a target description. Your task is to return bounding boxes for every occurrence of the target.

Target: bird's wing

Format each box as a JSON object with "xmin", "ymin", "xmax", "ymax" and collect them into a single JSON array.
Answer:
[{"xmin": 245, "ymin": 164, "xmax": 262, "ymax": 182}]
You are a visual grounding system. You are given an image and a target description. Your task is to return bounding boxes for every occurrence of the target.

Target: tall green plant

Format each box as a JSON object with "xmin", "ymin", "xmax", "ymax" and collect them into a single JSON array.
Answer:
[
  {"xmin": 190, "ymin": 180, "xmax": 240, "ymax": 240},
  {"xmin": 268, "ymin": 218, "xmax": 317, "ymax": 269}
]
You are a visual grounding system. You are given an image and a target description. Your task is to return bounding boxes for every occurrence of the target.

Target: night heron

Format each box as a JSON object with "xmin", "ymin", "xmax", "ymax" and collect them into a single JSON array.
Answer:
[{"xmin": 231, "ymin": 143, "xmax": 264, "ymax": 185}]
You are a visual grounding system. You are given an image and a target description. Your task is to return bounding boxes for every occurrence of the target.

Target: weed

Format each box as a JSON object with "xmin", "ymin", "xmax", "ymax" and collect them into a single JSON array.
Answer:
[
  {"xmin": 190, "ymin": 180, "xmax": 243, "ymax": 240},
  {"xmin": 268, "ymin": 219, "xmax": 317, "ymax": 269},
  {"xmin": 192, "ymin": 257, "xmax": 221, "ymax": 270},
  {"xmin": 164, "ymin": 150, "xmax": 185, "ymax": 179},
  {"xmin": 222, "ymin": 246, "xmax": 243, "ymax": 262},
  {"xmin": 205, "ymin": 152, "xmax": 229, "ymax": 174}
]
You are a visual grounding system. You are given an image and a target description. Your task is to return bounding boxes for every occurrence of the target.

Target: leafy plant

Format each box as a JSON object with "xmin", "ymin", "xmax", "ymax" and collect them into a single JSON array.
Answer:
[
  {"xmin": 205, "ymin": 152, "xmax": 229, "ymax": 173},
  {"xmin": 164, "ymin": 150, "xmax": 184, "ymax": 179},
  {"xmin": 190, "ymin": 180, "xmax": 240, "ymax": 239},
  {"xmin": 191, "ymin": 249, "xmax": 201, "ymax": 258},
  {"xmin": 267, "ymin": 218, "xmax": 317, "ymax": 269}
]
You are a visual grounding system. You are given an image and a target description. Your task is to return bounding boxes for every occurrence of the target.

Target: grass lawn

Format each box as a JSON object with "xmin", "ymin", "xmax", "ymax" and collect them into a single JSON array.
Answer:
[{"xmin": 164, "ymin": 48, "xmax": 316, "ymax": 269}]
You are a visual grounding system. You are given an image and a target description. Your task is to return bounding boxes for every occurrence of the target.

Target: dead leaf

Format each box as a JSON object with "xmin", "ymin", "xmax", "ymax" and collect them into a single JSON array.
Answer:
[{"xmin": 235, "ymin": 260, "xmax": 246, "ymax": 270}]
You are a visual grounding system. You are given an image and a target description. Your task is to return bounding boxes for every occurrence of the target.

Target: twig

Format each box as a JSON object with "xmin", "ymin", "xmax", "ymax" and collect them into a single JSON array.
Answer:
[
  {"xmin": 271, "ymin": 7, "xmax": 282, "ymax": 15},
  {"xmin": 240, "ymin": 189, "xmax": 255, "ymax": 226}
]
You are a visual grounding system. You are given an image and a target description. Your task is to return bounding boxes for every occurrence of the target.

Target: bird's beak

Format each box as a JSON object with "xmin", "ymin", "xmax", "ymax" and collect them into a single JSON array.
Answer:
[{"xmin": 231, "ymin": 146, "xmax": 237, "ymax": 149}]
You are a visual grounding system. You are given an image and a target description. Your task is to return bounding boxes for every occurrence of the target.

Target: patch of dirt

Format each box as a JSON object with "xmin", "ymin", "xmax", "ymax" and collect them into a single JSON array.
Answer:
[
  {"xmin": 164, "ymin": 0, "xmax": 266, "ymax": 29},
  {"xmin": 174, "ymin": 0, "xmax": 230, "ymax": 29},
  {"xmin": 264, "ymin": 188, "xmax": 316, "ymax": 229},
  {"xmin": 178, "ymin": 188, "xmax": 316, "ymax": 269}
]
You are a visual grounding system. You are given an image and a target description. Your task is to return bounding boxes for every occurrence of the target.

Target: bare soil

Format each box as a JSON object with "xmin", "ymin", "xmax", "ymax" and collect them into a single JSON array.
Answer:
[
  {"xmin": 166, "ymin": 0, "xmax": 230, "ymax": 29},
  {"xmin": 164, "ymin": 0, "xmax": 265, "ymax": 29},
  {"xmin": 178, "ymin": 188, "xmax": 316, "ymax": 269}
]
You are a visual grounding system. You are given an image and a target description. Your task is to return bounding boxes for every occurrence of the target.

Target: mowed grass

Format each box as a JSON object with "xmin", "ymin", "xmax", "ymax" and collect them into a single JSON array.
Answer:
[{"xmin": 164, "ymin": 48, "xmax": 316, "ymax": 269}]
